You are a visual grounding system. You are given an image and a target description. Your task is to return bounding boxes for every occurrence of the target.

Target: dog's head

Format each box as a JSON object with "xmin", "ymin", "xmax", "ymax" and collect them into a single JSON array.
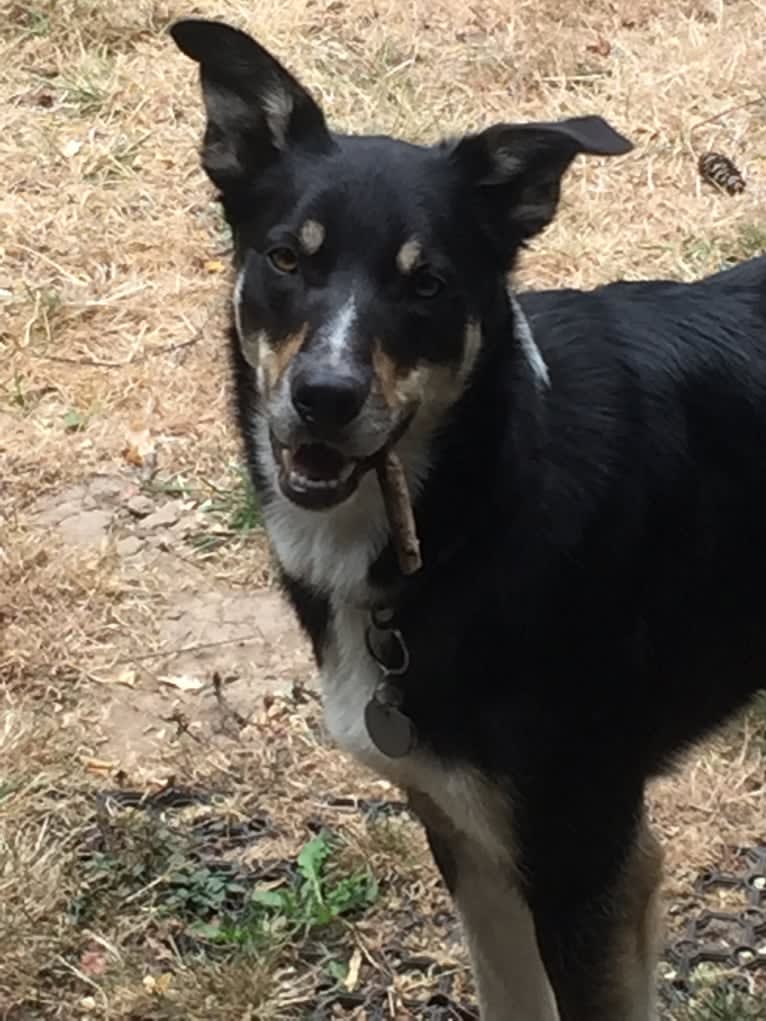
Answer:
[{"xmin": 171, "ymin": 19, "xmax": 632, "ymax": 511}]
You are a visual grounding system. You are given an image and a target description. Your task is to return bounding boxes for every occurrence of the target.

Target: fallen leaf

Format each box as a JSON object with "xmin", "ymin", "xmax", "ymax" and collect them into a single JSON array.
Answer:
[
  {"xmin": 204, "ymin": 259, "xmax": 226, "ymax": 274},
  {"xmin": 92, "ymin": 667, "xmax": 137, "ymax": 688},
  {"xmin": 117, "ymin": 667, "xmax": 137, "ymax": 688},
  {"xmin": 156, "ymin": 972, "xmax": 173, "ymax": 994},
  {"xmin": 121, "ymin": 426, "xmax": 155, "ymax": 468},
  {"xmin": 84, "ymin": 757, "xmax": 118, "ymax": 774},
  {"xmin": 586, "ymin": 37, "xmax": 611, "ymax": 57},
  {"xmin": 79, "ymin": 949, "xmax": 107, "ymax": 977},
  {"xmin": 344, "ymin": 947, "xmax": 362, "ymax": 991},
  {"xmin": 160, "ymin": 674, "xmax": 204, "ymax": 692},
  {"xmin": 60, "ymin": 138, "xmax": 82, "ymax": 158}
]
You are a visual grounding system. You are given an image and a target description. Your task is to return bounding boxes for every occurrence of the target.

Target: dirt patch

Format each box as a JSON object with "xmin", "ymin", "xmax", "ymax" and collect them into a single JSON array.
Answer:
[
  {"xmin": 26, "ymin": 469, "xmax": 314, "ymax": 770},
  {"xmin": 89, "ymin": 583, "xmax": 315, "ymax": 770}
]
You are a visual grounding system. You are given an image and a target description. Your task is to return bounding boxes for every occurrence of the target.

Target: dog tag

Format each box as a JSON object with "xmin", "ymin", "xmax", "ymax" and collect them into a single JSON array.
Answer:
[{"xmin": 365, "ymin": 698, "xmax": 416, "ymax": 759}]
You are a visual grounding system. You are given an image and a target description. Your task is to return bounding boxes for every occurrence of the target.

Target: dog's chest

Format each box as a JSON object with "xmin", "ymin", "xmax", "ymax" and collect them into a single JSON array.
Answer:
[
  {"xmin": 262, "ymin": 468, "xmax": 390, "ymax": 604},
  {"xmin": 321, "ymin": 604, "xmax": 408, "ymax": 781},
  {"xmin": 321, "ymin": 604, "xmax": 514, "ymax": 862}
]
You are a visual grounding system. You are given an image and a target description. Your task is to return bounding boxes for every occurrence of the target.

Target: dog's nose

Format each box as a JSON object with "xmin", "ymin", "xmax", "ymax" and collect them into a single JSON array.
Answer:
[{"xmin": 291, "ymin": 367, "xmax": 367, "ymax": 430}]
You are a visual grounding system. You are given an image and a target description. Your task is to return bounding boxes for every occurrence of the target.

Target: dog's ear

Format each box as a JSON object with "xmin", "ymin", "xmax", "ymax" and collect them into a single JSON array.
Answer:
[
  {"xmin": 451, "ymin": 116, "xmax": 633, "ymax": 246},
  {"xmin": 170, "ymin": 19, "xmax": 332, "ymax": 190}
]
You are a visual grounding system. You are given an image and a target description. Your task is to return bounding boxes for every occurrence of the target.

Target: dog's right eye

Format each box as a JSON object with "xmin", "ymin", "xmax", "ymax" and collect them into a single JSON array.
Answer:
[
  {"xmin": 412, "ymin": 269, "xmax": 445, "ymax": 300},
  {"xmin": 267, "ymin": 247, "xmax": 299, "ymax": 274}
]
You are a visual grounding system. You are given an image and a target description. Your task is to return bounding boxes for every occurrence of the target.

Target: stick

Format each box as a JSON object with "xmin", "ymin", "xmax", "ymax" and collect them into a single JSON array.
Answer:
[{"xmin": 376, "ymin": 451, "xmax": 422, "ymax": 575}]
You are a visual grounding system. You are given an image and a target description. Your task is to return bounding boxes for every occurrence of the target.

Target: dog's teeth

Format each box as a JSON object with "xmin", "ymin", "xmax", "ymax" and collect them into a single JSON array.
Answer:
[
  {"xmin": 289, "ymin": 471, "xmax": 340, "ymax": 491},
  {"xmin": 282, "ymin": 448, "xmax": 294, "ymax": 471}
]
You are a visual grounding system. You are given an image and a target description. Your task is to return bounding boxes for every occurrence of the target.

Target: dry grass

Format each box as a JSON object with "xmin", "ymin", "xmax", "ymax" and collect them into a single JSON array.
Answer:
[{"xmin": 3, "ymin": 0, "xmax": 766, "ymax": 1017}]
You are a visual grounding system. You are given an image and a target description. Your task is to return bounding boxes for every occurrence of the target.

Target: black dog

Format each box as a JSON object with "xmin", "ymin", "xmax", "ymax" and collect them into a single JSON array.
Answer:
[{"xmin": 171, "ymin": 18, "xmax": 766, "ymax": 1020}]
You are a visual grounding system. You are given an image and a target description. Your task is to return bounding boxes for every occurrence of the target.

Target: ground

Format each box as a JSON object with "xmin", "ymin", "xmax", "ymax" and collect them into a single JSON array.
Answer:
[{"xmin": 2, "ymin": 0, "xmax": 766, "ymax": 1018}]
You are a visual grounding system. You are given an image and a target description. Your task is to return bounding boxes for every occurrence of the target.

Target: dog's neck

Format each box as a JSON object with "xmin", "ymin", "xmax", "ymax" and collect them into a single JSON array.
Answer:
[{"xmin": 367, "ymin": 290, "xmax": 548, "ymax": 606}]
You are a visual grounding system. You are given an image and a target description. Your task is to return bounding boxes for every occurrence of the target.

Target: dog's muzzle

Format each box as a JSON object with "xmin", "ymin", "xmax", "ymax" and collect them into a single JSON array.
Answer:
[{"xmin": 268, "ymin": 359, "xmax": 414, "ymax": 511}]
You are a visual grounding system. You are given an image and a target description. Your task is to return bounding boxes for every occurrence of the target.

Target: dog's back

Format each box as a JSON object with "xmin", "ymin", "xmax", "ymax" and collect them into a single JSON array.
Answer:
[{"xmin": 511, "ymin": 257, "xmax": 766, "ymax": 768}]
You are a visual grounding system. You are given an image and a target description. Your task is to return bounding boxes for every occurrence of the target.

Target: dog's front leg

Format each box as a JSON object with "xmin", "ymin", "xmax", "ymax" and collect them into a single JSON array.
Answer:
[
  {"xmin": 411, "ymin": 792, "xmax": 559, "ymax": 1021},
  {"xmin": 530, "ymin": 807, "xmax": 663, "ymax": 1021}
]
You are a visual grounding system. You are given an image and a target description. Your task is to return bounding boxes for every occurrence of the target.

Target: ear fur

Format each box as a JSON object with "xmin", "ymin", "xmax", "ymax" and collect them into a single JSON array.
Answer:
[
  {"xmin": 170, "ymin": 19, "xmax": 333, "ymax": 190},
  {"xmin": 451, "ymin": 116, "xmax": 633, "ymax": 243}
]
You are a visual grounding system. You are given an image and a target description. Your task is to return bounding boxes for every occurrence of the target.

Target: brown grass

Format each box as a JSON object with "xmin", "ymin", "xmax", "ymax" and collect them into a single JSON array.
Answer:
[{"xmin": 3, "ymin": 0, "xmax": 766, "ymax": 1017}]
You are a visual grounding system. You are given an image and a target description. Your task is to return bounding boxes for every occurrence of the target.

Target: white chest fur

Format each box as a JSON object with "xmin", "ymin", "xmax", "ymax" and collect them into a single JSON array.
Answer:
[
  {"xmin": 321, "ymin": 603, "xmax": 410, "ymax": 780},
  {"xmin": 322, "ymin": 603, "xmax": 514, "ymax": 863}
]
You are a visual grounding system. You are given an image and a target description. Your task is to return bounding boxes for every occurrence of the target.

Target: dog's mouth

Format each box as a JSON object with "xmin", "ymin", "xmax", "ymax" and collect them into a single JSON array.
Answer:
[
  {"xmin": 272, "ymin": 436, "xmax": 369, "ymax": 510},
  {"xmin": 271, "ymin": 410, "xmax": 416, "ymax": 511}
]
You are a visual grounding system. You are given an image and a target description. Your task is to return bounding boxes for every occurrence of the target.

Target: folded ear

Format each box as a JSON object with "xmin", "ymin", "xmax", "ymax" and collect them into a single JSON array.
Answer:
[
  {"xmin": 451, "ymin": 116, "xmax": 633, "ymax": 248},
  {"xmin": 170, "ymin": 19, "xmax": 333, "ymax": 190}
]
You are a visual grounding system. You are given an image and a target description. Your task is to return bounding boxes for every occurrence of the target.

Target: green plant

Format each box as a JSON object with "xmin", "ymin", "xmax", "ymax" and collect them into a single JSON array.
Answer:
[
  {"xmin": 190, "ymin": 465, "xmax": 262, "ymax": 553},
  {"xmin": 143, "ymin": 473, "xmax": 195, "ymax": 498},
  {"xmin": 678, "ymin": 985, "xmax": 766, "ymax": 1020},
  {"xmin": 57, "ymin": 58, "xmax": 112, "ymax": 115},
  {"xmin": 6, "ymin": 372, "xmax": 30, "ymax": 410},
  {"xmin": 10, "ymin": 5, "xmax": 50, "ymax": 37},
  {"xmin": 23, "ymin": 285, "xmax": 64, "ymax": 348},
  {"xmin": 192, "ymin": 834, "xmax": 378, "ymax": 950},
  {"xmin": 84, "ymin": 132, "xmax": 151, "ymax": 184},
  {"xmin": 71, "ymin": 812, "xmax": 249, "ymax": 927},
  {"xmin": 325, "ymin": 958, "xmax": 349, "ymax": 985},
  {"xmin": 735, "ymin": 223, "xmax": 766, "ymax": 261},
  {"xmin": 62, "ymin": 408, "xmax": 87, "ymax": 432}
]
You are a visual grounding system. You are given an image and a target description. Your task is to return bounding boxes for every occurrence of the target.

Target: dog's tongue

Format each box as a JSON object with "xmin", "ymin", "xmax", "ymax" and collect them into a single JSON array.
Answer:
[{"xmin": 292, "ymin": 443, "xmax": 348, "ymax": 481}]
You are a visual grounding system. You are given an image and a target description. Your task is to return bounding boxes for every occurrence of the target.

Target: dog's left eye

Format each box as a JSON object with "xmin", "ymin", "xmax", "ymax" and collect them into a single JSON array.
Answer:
[
  {"xmin": 268, "ymin": 246, "xmax": 299, "ymax": 274},
  {"xmin": 413, "ymin": 269, "xmax": 444, "ymax": 299}
]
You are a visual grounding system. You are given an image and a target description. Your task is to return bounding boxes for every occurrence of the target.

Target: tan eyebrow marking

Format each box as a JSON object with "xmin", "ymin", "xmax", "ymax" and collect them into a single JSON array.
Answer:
[
  {"xmin": 396, "ymin": 237, "xmax": 422, "ymax": 275},
  {"xmin": 299, "ymin": 219, "xmax": 325, "ymax": 255}
]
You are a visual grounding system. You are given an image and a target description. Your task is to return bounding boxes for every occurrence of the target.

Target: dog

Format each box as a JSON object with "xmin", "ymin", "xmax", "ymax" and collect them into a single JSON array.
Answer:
[{"xmin": 170, "ymin": 18, "xmax": 766, "ymax": 1020}]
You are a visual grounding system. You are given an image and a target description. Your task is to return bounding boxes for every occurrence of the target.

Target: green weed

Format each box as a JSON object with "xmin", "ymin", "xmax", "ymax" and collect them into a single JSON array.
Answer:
[
  {"xmin": 143, "ymin": 473, "xmax": 195, "ymax": 499},
  {"xmin": 62, "ymin": 408, "xmax": 87, "ymax": 432},
  {"xmin": 735, "ymin": 223, "xmax": 766, "ymax": 261},
  {"xmin": 678, "ymin": 985, "xmax": 766, "ymax": 1020},
  {"xmin": 682, "ymin": 224, "xmax": 766, "ymax": 276},
  {"xmin": 4, "ymin": 371, "xmax": 31, "ymax": 410},
  {"xmin": 189, "ymin": 464, "xmax": 262, "ymax": 553},
  {"xmin": 85, "ymin": 132, "xmax": 151, "ymax": 184},
  {"xmin": 72, "ymin": 812, "xmax": 377, "ymax": 964},
  {"xmin": 191, "ymin": 833, "xmax": 378, "ymax": 950},
  {"xmin": 14, "ymin": 7, "xmax": 50, "ymax": 37},
  {"xmin": 57, "ymin": 60, "xmax": 112, "ymax": 116}
]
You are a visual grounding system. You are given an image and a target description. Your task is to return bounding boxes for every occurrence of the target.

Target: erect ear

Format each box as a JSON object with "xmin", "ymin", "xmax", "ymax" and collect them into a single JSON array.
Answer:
[
  {"xmin": 170, "ymin": 19, "xmax": 333, "ymax": 190},
  {"xmin": 451, "ymin": 116, "xmax": 633, "ymax": 246}
]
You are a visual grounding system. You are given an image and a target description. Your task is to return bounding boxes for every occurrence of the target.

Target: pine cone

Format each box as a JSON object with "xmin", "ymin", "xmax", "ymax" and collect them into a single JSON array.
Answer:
[{"xmin": 698, "ymin": 151, "xmax": 746, "ymax": 195}]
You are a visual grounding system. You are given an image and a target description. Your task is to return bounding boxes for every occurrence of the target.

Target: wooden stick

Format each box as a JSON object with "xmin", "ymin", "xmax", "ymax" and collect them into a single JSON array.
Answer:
[{"xmin": 376, "ymin": 451, "xmax": 422, "ymax": 575}]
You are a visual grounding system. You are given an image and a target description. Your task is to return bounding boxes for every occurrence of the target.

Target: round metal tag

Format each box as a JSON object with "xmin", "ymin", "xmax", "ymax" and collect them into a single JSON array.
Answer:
[{"xmin": 365, "ymin": 699, "xmax": 416, "ymax": 759}]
